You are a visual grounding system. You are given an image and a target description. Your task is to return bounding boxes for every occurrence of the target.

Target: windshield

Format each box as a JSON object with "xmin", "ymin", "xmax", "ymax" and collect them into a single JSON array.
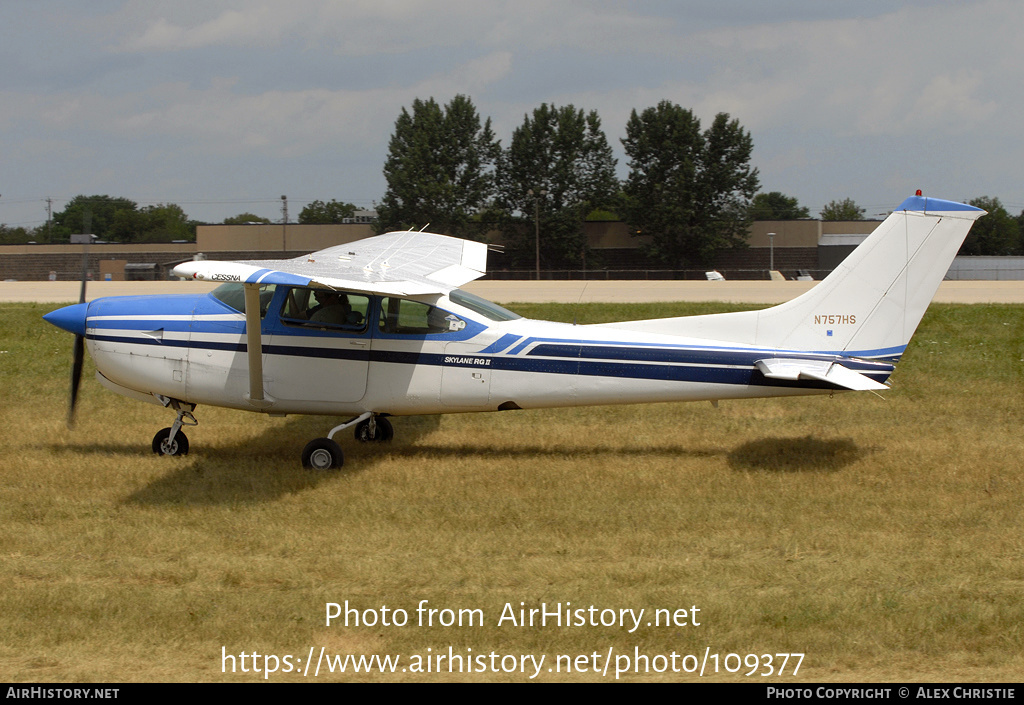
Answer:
[
  {"xmin": 211, "ymin": 282, "xmax": 275, "ymax": 317},
  {"xmin": 211, "ymin": 282, "xmax": 246, "ymax": 312},
  {"xmin": 449, "ymin": 288, "xmax": 521, "ymax": 321}
]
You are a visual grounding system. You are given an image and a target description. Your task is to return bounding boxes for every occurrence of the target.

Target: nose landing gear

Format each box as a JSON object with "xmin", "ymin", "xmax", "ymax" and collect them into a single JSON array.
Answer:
[{"xmin": 152, "ymin": 401, "xmax": 197, "ymax": 457}]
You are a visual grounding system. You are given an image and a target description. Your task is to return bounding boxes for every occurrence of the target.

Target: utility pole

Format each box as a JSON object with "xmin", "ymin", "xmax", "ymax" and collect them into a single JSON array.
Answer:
[
  {"xmin": 46, "ymin": 197, "xmax": 53, "ymax": 241},
  {"xmin": 281, "ymin": 195, "xmax": 288, "ymax": 252}
]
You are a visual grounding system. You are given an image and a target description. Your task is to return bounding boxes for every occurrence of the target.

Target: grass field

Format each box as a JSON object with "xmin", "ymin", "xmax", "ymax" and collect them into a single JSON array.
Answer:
[{"xmin": 1, "ymin": 300, "xmax": 1022, "ymax": 682}]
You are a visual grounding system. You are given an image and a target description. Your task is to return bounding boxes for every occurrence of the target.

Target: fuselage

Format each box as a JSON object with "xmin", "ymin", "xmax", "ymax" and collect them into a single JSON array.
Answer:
[{"xmin": 60, "ymin": 283, "xmax": 894, "ymax": 417}]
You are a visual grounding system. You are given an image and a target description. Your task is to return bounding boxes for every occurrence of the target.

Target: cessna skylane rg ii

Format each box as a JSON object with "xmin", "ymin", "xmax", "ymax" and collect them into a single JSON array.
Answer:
[{"xmin": 43, "ymin": 195, "xmax": 984, "ymax": 469}]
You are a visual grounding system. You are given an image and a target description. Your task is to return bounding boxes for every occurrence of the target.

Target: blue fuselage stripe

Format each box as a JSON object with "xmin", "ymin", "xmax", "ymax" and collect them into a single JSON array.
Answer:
[{"xmin": 87, "ymin": 331, "xmax": 892, "ymax": 389}]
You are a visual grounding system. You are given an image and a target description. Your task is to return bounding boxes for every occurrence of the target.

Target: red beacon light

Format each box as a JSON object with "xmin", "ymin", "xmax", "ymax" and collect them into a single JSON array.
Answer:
[{"xmin": 916, "ymin": 189, "xmax": 923, "ymax": 196}]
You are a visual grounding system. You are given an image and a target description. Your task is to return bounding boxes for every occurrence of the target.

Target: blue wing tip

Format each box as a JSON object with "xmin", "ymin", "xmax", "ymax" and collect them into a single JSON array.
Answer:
[
  {"xmin": 245, "ymin": 270, "xmax": 312, "ymax": 287},
  {"xmin": 897, "ymin": 195, "xmax": 982, "ymax": 213}
]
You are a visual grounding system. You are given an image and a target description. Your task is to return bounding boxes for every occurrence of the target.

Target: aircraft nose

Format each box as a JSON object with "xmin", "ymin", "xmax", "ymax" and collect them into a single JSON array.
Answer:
[{"xmin": 43, "ymin": 302, "xmax": 89, "ymax": 337}]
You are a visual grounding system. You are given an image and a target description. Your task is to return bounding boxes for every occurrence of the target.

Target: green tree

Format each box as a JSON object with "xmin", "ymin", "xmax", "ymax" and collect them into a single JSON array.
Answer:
[
  {"xmin": 496, "ymin": 103, "xmax": 617, "ymax": 268},
  {"xmin": 619, "ymin": 103, "xmax": 759, "ymax": 267},
  {"xmin": 298, "ymin": 199, "xmax": 358, "ymax": 224},
  {"xmin": 749, "ymin": 192, "xmax": 810, "ymax": 220},
  {"xmin": 51, "ymin": 195, "xmax": 139, "ymax": 242},
  {"xmin": 820, "ymin": 198, "xmax": 865, "ymax": 221},
  {"xmin": 136, "ymin": 203, "xmax": 196, "ymax": 242},
  {"xmin": 377, "ymin": 95, "xmax": 500, "ymax": 238},
  {"xmin": 960, "ymin": 197, "xmax": 1020, "ymax": 255},
  {"xmin": 223, "ymin": 213, "xmax": 272, "ymax": 225},
  {"xmin": 0, "ymin": 224, "xmax": 34, "ymax": 244},
  {"xmin": 49, "ymin": 196, "xmax": 196, "ymax": 242}
]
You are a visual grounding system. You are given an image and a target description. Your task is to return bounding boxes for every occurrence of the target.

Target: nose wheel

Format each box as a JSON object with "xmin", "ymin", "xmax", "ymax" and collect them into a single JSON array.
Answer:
[
  {"xmin": 152, "ymin": 401, "xmax": 197, "ymax": 456},
  {"xmin": 153, "ymin": 427, "xmax": 189, "ymax": 456}
]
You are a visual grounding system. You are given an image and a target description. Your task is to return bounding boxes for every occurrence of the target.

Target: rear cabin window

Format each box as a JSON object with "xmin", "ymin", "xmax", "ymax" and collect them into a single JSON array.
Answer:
[
  {"xmin": 378, "ymin": 297, "xmax": 463, "ymax": 335},
  {"xmin": 449, "ymin": 288, "xmax": 521, "ymax": 321}
]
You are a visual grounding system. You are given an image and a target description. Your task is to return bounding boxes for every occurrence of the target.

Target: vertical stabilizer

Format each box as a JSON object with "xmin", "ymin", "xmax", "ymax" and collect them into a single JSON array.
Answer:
[{"xmin": 599, "ymin": 196, "xmax": 985, "ymax": 359}]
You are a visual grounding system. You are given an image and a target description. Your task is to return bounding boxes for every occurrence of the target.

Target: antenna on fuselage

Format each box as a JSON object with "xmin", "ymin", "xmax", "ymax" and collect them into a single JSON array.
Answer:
[{"xmin": 572, "ymin": 282, "xmax": 589, "ymax": 326}]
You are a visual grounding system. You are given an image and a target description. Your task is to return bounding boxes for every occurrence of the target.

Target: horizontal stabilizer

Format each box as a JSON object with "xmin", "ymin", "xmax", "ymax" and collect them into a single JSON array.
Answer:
[{"xmin": 755, "ymin": 358, "xmax": 889, "ymax": 391}]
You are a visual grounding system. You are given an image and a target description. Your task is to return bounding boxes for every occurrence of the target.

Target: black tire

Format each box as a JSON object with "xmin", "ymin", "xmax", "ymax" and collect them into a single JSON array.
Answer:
[
  {"xmin": 301, "ymin": 438, "xmax": 344, "ymax": 470},
  {"xmin": 355, "ymin": 416, "xmax": 394, "ymax": 443},
  {"xmin": 152, "ymin": 427, "xmax": 189, "ymax": 456}
]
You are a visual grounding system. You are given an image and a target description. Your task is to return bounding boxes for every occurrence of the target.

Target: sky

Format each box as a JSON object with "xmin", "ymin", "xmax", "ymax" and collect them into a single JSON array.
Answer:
[{"xmin": 2, "ymin": 0, "xmax": 1023, "ymax": 229}]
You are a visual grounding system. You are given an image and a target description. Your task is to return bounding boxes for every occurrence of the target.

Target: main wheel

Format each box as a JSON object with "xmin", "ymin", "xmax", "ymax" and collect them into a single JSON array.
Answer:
[
  {"xmin": 301, "ymin": 438, "xmax": 344, "ymax": 470},
  {"xmin": 152, "ymin": 427, "xmax": 189, "ymax": 456},
  {"xmin": 355, "ymin": 416, "xmax": 394, "ymax": 443}
]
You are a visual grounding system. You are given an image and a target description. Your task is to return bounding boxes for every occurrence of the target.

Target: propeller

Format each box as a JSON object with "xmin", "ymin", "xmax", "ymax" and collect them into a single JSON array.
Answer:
[
  {"xmin": 67, "ymin": 229, "xmax": 90, "ymax": 428},
  {"xmin": 67, "ymin": 323, "xmax": 84, "ymax": 427}
]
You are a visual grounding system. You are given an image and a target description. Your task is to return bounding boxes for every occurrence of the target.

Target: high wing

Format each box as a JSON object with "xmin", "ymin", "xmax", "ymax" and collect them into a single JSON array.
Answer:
[
  {"xmin": 170, "ymin": 230, "xmax": 488, "ymax": 411},
  {"xmin": 171, "ymin": 230, "xmax": 488, "ymax": 296}
]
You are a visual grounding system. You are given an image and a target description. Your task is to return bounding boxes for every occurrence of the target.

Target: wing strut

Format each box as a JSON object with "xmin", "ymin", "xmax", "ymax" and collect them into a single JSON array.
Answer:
[{"xmin": 243, "ymin": 284, "xmax": 272, "ymax": 409}]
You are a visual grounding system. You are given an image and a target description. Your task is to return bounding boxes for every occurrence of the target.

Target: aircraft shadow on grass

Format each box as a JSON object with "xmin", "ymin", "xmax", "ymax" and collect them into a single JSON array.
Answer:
[
  {"xmin": 727, "ymin": 436, "xmax": 869, "ymax": 473},
  {"xmin": 50, "ymin": 419, "xmax": 865, "ymax": 507},
  {"xmin": 117, "ymin": 421, "xmax": 726, "ymax": 506},
  {"xmin": 39, "ymin": 415, "xmax": 436, "ymax": 505}
]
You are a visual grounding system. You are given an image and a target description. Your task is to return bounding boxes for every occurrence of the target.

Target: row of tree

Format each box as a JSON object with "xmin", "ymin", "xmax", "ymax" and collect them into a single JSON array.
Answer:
[
  {"xmin": 374, "ymin": 96, "xmax": 1024, "ymax": 265},
  {"xmin": 376, "ymin": 96, "xmax": 759, "ymax": 267},
  {"xmin": 1, "ymin": 196, "xmax": 199, "ymax": 245},
  {"xmin": 749, "ymin": 193, "xmax": 1024, "ymax": 256},
  {"xmin": 748, "ymin": 192, "xmax": 866, "ymax": 221},
  {"xmin": 0, "ymin": 196, "xmax": 362, "ymax": 245},
  {"xmin": 223, "ymin": 199, "xmax": 360, "ymax": 226},
  {"xmin": 3, "ymin": 94, "xmax": 1022, "ymax": 260}
]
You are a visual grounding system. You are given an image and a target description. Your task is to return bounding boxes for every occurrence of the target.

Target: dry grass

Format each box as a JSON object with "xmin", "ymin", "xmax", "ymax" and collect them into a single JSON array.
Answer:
[{"xmin": 1, "ymin": 301, "xmax": 1022, "ymax": 682}]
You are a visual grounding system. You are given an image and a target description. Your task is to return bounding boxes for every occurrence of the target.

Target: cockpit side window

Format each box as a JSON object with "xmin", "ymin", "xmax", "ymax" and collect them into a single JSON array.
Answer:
[{"xmin": 280, "ymin": 287, "xmax": 369, "ymax": 332}]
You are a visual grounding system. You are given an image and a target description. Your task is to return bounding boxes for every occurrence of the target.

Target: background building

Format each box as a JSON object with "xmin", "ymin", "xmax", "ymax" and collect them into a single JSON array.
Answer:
[{"xmin": 3, "ymin": 218, "xmax": 1019, "ymax": 282}]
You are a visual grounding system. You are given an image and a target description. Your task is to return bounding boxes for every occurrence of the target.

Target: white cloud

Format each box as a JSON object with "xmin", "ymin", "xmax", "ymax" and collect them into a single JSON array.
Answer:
[
  {"xmin": 112, "ymin": 0, "xmax": 675, "ymax": 56},
  {"xmin": 121, "ymin": 9, "xmax": 285, "ymax": 51},
  {"xmin": 15, "ymin": 50, "xmax": 512, "ymax": 163},
  {"xmin": 5, "ymin": 1, "xmax": 1024, "ymax": 226},
  {"xmin": 679, "ymin": 3, "xmax": 1020, "ymax": 138}
]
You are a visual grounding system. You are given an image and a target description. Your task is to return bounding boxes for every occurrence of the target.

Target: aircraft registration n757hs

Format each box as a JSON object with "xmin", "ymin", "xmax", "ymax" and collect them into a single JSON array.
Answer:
[{"xmin": 44, "ymin": 195, "xmax": 984, "ymax": 469}]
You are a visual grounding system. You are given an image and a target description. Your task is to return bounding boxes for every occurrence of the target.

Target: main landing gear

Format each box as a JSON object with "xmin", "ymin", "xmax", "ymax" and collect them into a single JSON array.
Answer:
[
  {"xmin": 152, "ymin": 401, "xmax": 197, "ymax": 457},
  {"xmin": 301, "ymin": 412, "xmax": 393, "ymax": 471},
  {"xmin": 301, "ymin": 437, "xmax": 343, "ymax": 470},
  {"xmin": 355, "ymin": 415, "xmax": 394, "ymax": 443}
]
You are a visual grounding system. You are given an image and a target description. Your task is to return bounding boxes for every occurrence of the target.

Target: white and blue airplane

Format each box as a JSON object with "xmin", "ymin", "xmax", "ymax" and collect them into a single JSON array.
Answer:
[{"xmin": 43, "ymin": 195, "xmax": 984, "ymax": 469}]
